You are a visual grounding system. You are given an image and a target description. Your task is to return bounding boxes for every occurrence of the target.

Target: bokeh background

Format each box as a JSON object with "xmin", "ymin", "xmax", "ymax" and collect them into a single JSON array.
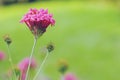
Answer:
[{"xmin": 0, "ymin": 0, "xmax": 120, "ymax": 80}]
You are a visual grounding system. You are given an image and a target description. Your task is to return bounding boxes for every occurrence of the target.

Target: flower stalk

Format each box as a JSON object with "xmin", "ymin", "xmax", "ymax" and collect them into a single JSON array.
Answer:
[
  {"xmin": 61, "ymin": 74, "xmax": 65, "ymax": 80},
  {"xmin": 33, "ymin": 51, "xmax": 49, "ymax": 80},
  {"xmin": 20, "ymin": 8, "xmax": 55, "ymax": 80},
  {"xmin": 3, "ymin": 35, "xmax": 16, "ymax": 80},
  {"xmin": 33, "ymin": 43, "xmax": 54, "ymax": 80},
  {"xmin": 25, "ymin": 37, "xmax": 37, "ymax": 80},
  {"xmin": 7, "ymin": 45, "xmax": 16, "ymax": 80}
]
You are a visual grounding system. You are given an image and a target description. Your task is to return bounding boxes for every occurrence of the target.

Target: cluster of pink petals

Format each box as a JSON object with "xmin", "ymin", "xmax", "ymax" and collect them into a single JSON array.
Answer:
[
  {"xmin": 64, "ymin": 73, "xmax": 78, "ymax": 80},
  {"xmin": 20, "ymin": 8, "xmax": 55, "ymax": 37},
  {"xmin": 0, "ymin": 51, "xmax": 6, "ymax": 61},
  {"xmin": 18, "ymin": 57, "xmax": 37, "ymax": 73}
]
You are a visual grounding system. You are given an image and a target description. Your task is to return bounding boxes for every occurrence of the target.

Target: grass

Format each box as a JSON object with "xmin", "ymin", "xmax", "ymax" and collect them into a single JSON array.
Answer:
[{"xmin": 0, "ymin": 1, "xmax": 120, "ymax": 80}]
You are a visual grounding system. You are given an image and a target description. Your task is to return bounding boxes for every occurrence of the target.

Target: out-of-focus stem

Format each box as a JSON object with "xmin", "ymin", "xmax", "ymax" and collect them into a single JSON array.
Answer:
[
  {"xmin": 7, "ymin": 45, "xmax": 16, "ymax": 80},
  {"xmin": 61, "ymin": 74, "xmax": 65, "ymax": 80}
]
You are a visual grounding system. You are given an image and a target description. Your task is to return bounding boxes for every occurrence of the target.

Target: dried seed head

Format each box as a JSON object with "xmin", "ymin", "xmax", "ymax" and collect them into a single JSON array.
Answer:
[
  {"xmin": 3, "ymin": 35, "xmax": 12, "ymax": 45},
  {"xmin": 46, "ymin": 43, "xmax": 54, "ymax": 53}
]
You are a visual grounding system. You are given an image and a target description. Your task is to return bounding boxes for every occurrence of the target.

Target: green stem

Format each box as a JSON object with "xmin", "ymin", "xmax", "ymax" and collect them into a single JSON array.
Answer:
[
  {"xmin": 25, "ymin": 37, "xmax": 37, "ymax": 80},
  {"xmin": 33, "ymin": 51, "xmax": 49, "ymax": 80},
  {"xmin": 61, "ymin": 74, "xmax": 65, "ymax": 80},
  {"xmin": 7, "ymin": 45, "xmax": 16, "ymax": 80}
]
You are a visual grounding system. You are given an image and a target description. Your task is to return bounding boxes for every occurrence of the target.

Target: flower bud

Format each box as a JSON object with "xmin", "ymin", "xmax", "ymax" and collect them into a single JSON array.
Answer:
[
  {"xmin": 14, "ymin": 67, "xmax": 21, "ymax": 77},
  {"xmin": 58, "ymin": 59, "xmax": 68, "ymax": 74},
  {"xmin": 46, "ymin": 43, "xmax": 54, "ymax": 52},
  {"xmin": 3, "ymin": 35, "xmax": 12, "ymax": 45}
]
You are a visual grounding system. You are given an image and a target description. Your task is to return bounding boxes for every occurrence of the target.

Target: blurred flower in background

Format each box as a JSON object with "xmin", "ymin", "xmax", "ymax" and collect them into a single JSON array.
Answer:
[
  {"xmin": 64, "ymin": 73, "xmax": 78, "ymax": 80},
  {"xmin": 18, "ymin": 57, "xmax": 37, "ymax": 80},
  {"xmin": 18, "ymin": 57, "xmax": 37, "ymax": 73},
  {"xmin": 0, "ymin": 51, "xmax": 6, "ymax": 61}
]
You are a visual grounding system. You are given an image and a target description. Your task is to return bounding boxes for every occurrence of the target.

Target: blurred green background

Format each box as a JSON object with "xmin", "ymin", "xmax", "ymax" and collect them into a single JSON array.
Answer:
[{"xmin": 0, "ymin": 0, "xmax": 120, "ymax": 80}]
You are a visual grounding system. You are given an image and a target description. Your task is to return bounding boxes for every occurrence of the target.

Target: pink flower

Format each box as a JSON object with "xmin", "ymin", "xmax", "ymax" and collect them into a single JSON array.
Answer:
[
  {"xmin": 0, "ymin": 51, "xmax": 6, "ymax": 61},
  {"xmin": 18, "ymin": 57, "xmax": 37, "ymax": 73},
  {"xmin": 64, "ymin": 73, "xmax": 78, "ymax": 80},
  {"xmin": 20, "ymin": 8, "xmax": 55, "ymax": 38}
]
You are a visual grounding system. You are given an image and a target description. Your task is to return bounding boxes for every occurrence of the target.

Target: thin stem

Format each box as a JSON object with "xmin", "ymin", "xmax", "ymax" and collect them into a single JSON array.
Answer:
[
  {"xmin": 18, "ymin": 74, "xmax": 21, "ymax": 80},
  {"xmin": 61, "ymin": 74, "xmax": 65, "ymax": 80},
  {"xmin": 25, "ymin": 37, "xmax": 37, "ymax": 80},
  {"xmin": 7, "ymin": 45, "xmax": 16, "ymax": 80},
  {"xmin": 33, "ymin": 51, "xmax": 49, "ymax": 80}
]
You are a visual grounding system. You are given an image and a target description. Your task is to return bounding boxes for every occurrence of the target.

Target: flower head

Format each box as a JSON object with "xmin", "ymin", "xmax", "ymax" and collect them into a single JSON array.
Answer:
[
  {"xmin": 18, "ymin": 57, "xmax": 37, "ymax": 73},
  {"xmin": 20, "ymin": 8, "xmax": 55, "ymax": 38},
  {"xmin": 0, "ymin": 51, "xmax": 6, "ymax": 61},
  {"xmin": 64, "ymin": 73, "xmax": 78, "ymax": 80}
]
